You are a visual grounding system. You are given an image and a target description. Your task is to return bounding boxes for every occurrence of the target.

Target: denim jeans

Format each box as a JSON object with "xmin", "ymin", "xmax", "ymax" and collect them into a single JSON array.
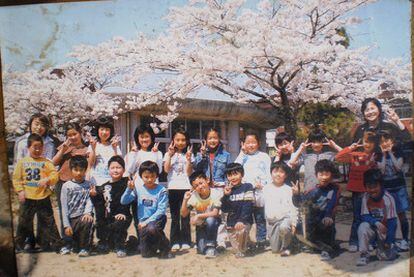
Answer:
[
  {"xmin": 253, "ymin": 206, "xmax": 266, "ymax": 243},
  {"xmin": 196, "ymin": 217, "xmax": 220, "ymax": 254},
  {"xmin": 349, "ymin": 192, "xmax": 364, "ymax": 246}
]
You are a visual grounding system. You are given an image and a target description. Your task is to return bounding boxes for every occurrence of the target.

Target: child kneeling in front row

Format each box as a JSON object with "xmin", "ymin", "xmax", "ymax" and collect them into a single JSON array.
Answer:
[
  {"xmin": 13, "ymin": 133, "xmax": 61, "ymax": 252},
  {"xmin": 292, "ymin": 159, "xmax": 340, "ymax": 260},
  {"xmin": 181, "ymin": 171, "xmax": 222, "ymax": 258},
  {"xmin": 357, "ymin": 168, "xmax": 398, "ymax": 266},
  {"xmin": 90, "ymin": 155, "xmax": 132, "ymax": 257},
  {"xmin": 60, "ymin": 155, "xmax": 94, "ymax": 257},
  {"xmin": 221, "ymin": 163, "xmax": 255, "ymax": 258},
  {"xmin": 121, "ymin": 161, "xmax": 173, "ymax": 259},
  {"xmin": 264, "ymin": 162, "xmax": 298, "ymax": 256}
]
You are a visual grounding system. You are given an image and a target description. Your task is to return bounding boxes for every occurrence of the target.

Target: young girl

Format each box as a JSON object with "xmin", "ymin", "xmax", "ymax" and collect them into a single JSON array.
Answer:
[
  {"xmin": 124, "ymin": 125, "xmax": 162, "ymax": 238},
  {"xmin": 235, "ymin": 131, "xmax": 271, "ymax": 250},
  {"xmin": 163, "ymin": 128, "xmax": 194, "ymax": 251},
  {"xmin": 274, "ymin": 132, "xmax": 298, "ymax": 184},
  {"xmin": 14, "ymin": 113, "xmax": 59, "ymax": 165},
  {"xmin": 336, "ymin": 131, "xmax": 378, "ymax": 252},
  {"xmin": 124, "ymin": 125, "xmax": 163, "ymax": 182},
  {"xmin": 52, "ymin": 123, "xmax": 89, "ymax": 233},
  {"xmin": 87, "ymin": 117, "xmax": 121, "ymax": 187},
  {"xmin": 194, "ymin": 128, "xmax": 231, "ymax": 250},
  {"xmin": 377, "ymin": 131, "xmax": 410, "ymax": 251}
]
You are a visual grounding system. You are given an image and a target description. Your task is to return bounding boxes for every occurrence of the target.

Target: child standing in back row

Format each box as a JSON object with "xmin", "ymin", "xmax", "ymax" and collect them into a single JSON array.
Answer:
[
  {"xmin": 163, "ymin": 128, "xmax": 194, "ymax": 251},
  {"xmin": 235, "ymin": 131, "xmax": 271, "ymax": 250}
]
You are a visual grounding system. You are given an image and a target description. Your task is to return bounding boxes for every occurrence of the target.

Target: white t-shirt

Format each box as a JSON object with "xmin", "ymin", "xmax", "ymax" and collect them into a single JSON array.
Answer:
[
  {"xmin": 163, "ymin": 152, "xmax": 194, "ymax": 190},
  {"xmin": 124, "ymin": 149, "xmax": 163, "ymax": 185},
  {"xmin": 87, "ymin": 143, "xmax": 121, "ymax": 186},
  {"xmin": 235, "ymin": 151, "xmax": 272, "ymax": 186},
  {"xmin": 263, "ymin": 183, "xmax": 298, "ymax": 226}
]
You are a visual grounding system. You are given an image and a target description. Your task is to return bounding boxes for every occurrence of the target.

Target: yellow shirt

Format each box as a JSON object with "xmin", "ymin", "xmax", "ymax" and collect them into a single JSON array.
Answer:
[{"xmin": 13, "ymin": 156, "xmax": 59, "ymax": 200}]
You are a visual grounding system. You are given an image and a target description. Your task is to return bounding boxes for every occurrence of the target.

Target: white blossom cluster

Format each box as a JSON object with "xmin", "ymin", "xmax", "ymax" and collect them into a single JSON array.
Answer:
[{"xmin": 4, "ymin": 0, "xmax": 412, "ymax": 135}]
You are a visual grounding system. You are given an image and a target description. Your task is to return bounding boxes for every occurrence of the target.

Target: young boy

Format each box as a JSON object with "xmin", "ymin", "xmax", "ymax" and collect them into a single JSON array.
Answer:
[
  {"xmin": 221, "ymin": 163, "xmax": 254, "ymax": 258},
  {"xmin": 181, "ymin": 171, "xmax": 221, "ymax": 258},
  {"xmin": 13, "ymin": 133, "xmax": 61, "ymax": 252},
  {"xmin": 264, "ymin": 162, "xmax": 298, "ymax": 256},
  {"xmin": 357, "ymin": 169, "xmax": 398, "ymax": 266},
  {"xmin": 292, "ymin": 159, "xmax": 341, "ymax": 260},
  {"xmin": 121, "ymin": 161, "xmax": 172, "ymax": 259},
  {"xmin": 289, "ymin": 129, "xmax": 342, "ymax": 191},
  {"xmin": 60, "ymin": 155, "xmax": 94, "ymax": 257},
  {"xmin": 90, "ymin": 155, "xmax": 132, "ymax": 257}
]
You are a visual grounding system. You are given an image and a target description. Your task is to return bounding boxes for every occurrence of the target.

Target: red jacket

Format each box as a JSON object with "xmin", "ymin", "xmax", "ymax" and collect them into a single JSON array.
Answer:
[{"xmin": 335, "ymin": 147, "xmax": 376, "ymax": 192}]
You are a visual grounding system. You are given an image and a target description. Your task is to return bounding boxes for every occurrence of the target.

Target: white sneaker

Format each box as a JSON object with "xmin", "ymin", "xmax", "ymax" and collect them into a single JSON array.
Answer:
[
  {"xmin": 205, "ymin": 248, "xmax": 217, "ymax": 259},
  {"xmin": 60, "ymin": 246, "xmax": 71, "ymax": 255},
  {"xmin": 356, "ymin": 254, "xmax": 369, "ymax": 266},
  {"xmin": 280, "ymin": 249, "xmax": 291, "ymax": 257},
  {"xmin": 116, "ymin": 249, "xmax": 127, "ymax": 258},
  {"xmin": 348, "ymin": 245, "xmax": 358, "ymax": 253},
  {"xmin": 78, "ymin": 249, "xmax": 89, "ymax": 257},
  {"xmin": 181, "ymin": 244, "xmax": 191, "ymax": 250},
  {"xmin": 398, "ymin": 240, "xmax": 410, "ymax": 252},
  {"xmin": 320, "ymin": 251, "xmax": 331, "ymax": 261},
  {"xmin": 171, "ymin": 244, "xmax": 180, "ymax": 251}
]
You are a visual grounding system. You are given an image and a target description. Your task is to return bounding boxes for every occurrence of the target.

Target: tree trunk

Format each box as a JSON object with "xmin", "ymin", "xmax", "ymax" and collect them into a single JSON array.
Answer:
[{"xmin": 279, "ymin": 88, "xmax": 298, "ymax": 136}]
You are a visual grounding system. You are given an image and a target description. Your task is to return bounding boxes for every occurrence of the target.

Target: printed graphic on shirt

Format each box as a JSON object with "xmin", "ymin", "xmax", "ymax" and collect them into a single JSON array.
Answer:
[
  {"xmin": 362, "ymin": 192, "xmax": 397, "ymax": 225},
  {"xmin": 23, "ymin": 161, "xmax": 45, "ymax": 187},
  {"xmin": 103, "ymin": 184, "xmax": 112, "ymax": 216},
  {"xmin": 229, "ymin": 190, "xmax": 255, "ymax": 202},
  {"xmin": 312, "ymin": 190, "xmax": 334, "ymax": 211}
]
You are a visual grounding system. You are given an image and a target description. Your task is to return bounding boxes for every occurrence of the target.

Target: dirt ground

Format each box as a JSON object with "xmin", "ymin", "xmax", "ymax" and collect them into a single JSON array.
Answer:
[{"xmin": 12, "ymin": 191, "xmax": 411, "ymax": 277}]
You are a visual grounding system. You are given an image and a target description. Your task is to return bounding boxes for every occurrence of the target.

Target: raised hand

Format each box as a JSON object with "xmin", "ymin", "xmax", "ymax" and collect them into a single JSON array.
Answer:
[
  {"xmin": 89, "ymin": 185, "xmax": 97, "ymax": 197},
  {"xmin": 241, "ymin": 141, "xmax": 246, "ymax": 154},
  {"xmin": 183, "ymin": 190, "xmax": 193, "ymax": 201},
  {"xmin": 291, "ymin": 180, "xmax": 300, "ymax": 195},
  {"xmin": 111, "ymin": 135, "xmax": 121, "ymax": 148},
  {"xmin": 255, "ymin": 180, "xmax": 264, "ymax": 190},
  {"xmin": 224, "ymin": 184, "xmax": 232, "ymax": 196},
  {"xmin": 167, "ymin": 141, "xmax": 176, "ymax": 156},
  {"xmin": 127, "ymin": 176, "xmax": 135, "ymax": 190},
  {"xmin": 152, "ymin": 142, "xmax": 160, "ymax": 152},
  {"xmin": 350, "ymin": 139, "xmax": 363, "ymax": 151},
  {"xmin": 300, "ymin": 139, "xmax": 311, "ymax": 150},
  {"xmin": 274, "ymin": 147, "xmax": 282, "ymax": 162},
  {"xmin": 61, "ymin": 138, "xmax": 71, "ymax": 151},
  {"xmin": 186, "ymin": 144, "xmax": 193, "ymax": 161},
  {"xmin": 287, "ymin": 140, "xmax": 295, "ymax": 153},
  {"xmin": 386, "ymin": 109, "xmax": 400, "ymax": 124},
  {"xmin": 87, "ymin": 133, "xmax": 97, "ymax": 150},
  {"xmin": 200, "ymin": 140, "xmax": 207, "ymax": 156}
]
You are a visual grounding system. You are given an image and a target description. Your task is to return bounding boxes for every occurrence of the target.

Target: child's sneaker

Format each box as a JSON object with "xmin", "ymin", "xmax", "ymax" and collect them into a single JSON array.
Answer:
[
  {"xmin": 205, "ymin": 248, "xmax": 217, "ymax": 259},
  {"xmin": 320, "ymin": 251, "xmax": 331, "ymax": 261},
  {"xmin": 60, "ymin": 246, "xmax": 71, "ymax": 255},
  {"xmin": 159, "ymin": 252, "xmax": 175, "ymax": 259},
  {"xmin": 356, "ymin": 253, "xmax": 369, "ymax": 266},
  {"xmin": 235, "ymin": 252, "xmax": 245, "ymax": 258},
  {"xmin": 181, "ymin": 244, "xmax": 191, "ymax": 250},
  {"xmin": 397, "ymin": 240, "xmax": 409, "ymax": 252},
  {"xmin": 78, "ymin": 249, "xmax": 89, "ymax": 257},
  {"xmin": 348, "ymin": 244, "xmax": 358, "ymax": 253},
  {"xmin": 116, "ymin": 249, "xmax": 127, "ymax": 258},
  {"xmin": 280, "ymin": 249, "xmax": 291, "ymax": 257},
  {"xmin": 171, "ymin": 244, "xmax": 180, "ymax": 251}
]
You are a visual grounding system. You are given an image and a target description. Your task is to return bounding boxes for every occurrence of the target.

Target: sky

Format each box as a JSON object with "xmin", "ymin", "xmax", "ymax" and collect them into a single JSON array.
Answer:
[{"xmin": 0, "ymin": 0, "xmax": 411, "ymax": 71}]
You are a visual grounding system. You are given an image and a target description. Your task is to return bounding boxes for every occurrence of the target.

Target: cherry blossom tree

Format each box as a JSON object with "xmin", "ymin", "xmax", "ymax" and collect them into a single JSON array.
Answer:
[{"xmin": 4, "ymin": 0, "xmax": 412, "ymax": 136}]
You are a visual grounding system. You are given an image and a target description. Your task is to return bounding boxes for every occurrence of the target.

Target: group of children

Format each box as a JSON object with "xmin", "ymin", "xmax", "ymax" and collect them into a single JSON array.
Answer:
[{"xmin": 12, "ymin": 111, "xmax": 411, "ymax": 266}]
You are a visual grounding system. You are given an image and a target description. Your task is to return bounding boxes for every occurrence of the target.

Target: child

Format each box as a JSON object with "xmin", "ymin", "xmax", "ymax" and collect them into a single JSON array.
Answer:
[
  {"xmin": 193, "ymin": 128, "xmax": 231, "ymax": 249},
  {"xmin": 14, "ymin": 113, "xmax": 58, "ymax": 165},
  {"xmin": 121, "ymin": 161, "xmax": 172, "ymax": 259},
  {"xmin": 163, "ymin": 128, "xmax": 194, "ymax": 251},
  {"xmin": 336, "ymin": 131, "xmax": 378, "ymax": 252},
  {"xmin": 377, "ymin": 131, "xmax": 409, "ymax": 251},
  {"xmin": 181, "ymin": 171, "xmax": 222, "ymax": 258},
  {"xmin": 59, "ymin": 155, "xmax": 94, "ymax": 257},
  {"xmin": 289, "ymin": 129, "xmax": 342, "ymax": 191},
  {"xmin": 124, "ymin": 125, "xmax": 163, "ymax": 237},
  {"xmin": 235, "ymin": 131, "xmax": 271, "ymax": 250},
  {"xmin": 292, "ymin": 159, "xmax": 341, "ymax": 260},
  {"xmin": 90, "ymin": 155, "xmax": 132, "ymax": 257},
  {"xmin": 356, "ymin": 169, "xmax": 398, "ymax": 266},
  {"xmin": 87, "ymin": 117, "xmax": 121, "ymax": 187},
  {"xmin": 53, "ymin": 123, "xmax": 89, "ymax": 234},
  {"xmin": 13, "ymin": 133, "xmax": 61, "ymax": 252},
  {"xmin": 221, "ymin": 163, "xmax": 255, "ymax": 258},
  {"xmin": 264, "ymin": 162, "xmax": 298, "ymax": 256},
  {"xmin": 274, "ymin": 132, "xmax": 298, "ymax": 183}
]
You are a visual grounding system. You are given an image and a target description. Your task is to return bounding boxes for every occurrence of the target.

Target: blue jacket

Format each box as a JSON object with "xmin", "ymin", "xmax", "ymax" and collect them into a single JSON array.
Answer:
[{"xmin": 194, "ymin": 144, "xmax": 231, "ymax": 184}]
